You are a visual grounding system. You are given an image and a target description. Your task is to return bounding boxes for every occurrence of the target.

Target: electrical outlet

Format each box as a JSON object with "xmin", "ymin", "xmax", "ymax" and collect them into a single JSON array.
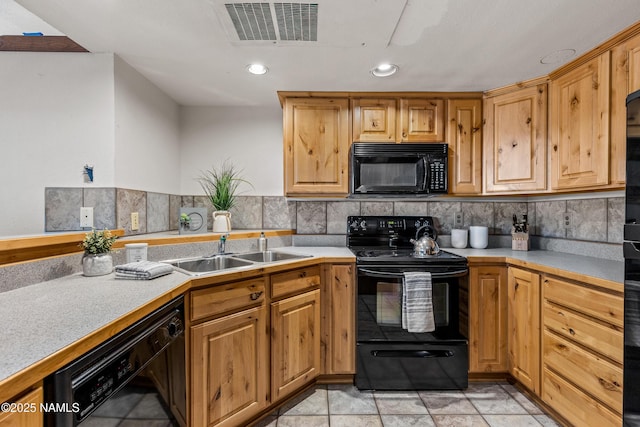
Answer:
[
  {"xmin": 453, "ymin": 211, "xmax": 463, "ymax": 228},
  {"xmin": 564, "ymin": 212, "xmax": 572, "ymax": 228},
  {"xmin": 80, "ymin": 207, "xmax": 94, "ymax": 228},
  {"xmin": 131, "ymin": 212, "xmax": 139, "ymax": 231}
]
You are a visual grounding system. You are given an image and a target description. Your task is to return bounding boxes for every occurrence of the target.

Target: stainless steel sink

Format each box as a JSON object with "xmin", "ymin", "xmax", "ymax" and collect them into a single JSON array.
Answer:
[
  {"xmin": 231, "ymin": 251, "xmax": 310, "ymax": 263},
  {"xmin": 168, "ymin": 255, "xmax": 254, "ymax": 275}
]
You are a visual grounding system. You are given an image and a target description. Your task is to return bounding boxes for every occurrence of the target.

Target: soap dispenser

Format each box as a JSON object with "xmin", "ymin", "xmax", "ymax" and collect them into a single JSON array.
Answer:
[{"xmin": 258, "ymin": 232, "xmax": 268, "ymax": 252}]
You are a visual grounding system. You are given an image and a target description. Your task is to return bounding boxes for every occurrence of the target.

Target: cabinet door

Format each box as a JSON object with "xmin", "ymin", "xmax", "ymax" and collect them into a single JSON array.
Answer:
[
  {"xmin": 191, "ymin": 306, "xmax": 268, "ymax": 427},
  {"xmin": 352, "ymin": 98, "xmax": 397, "ymax": 142},
  {"xmin": 283, "ymin": 98, "xmax": 350, "ymax": 196},
  {"xmin": 168, "ymin": 333, "xmax": 187, "ymax": 427},
  {"xmin": 468, "ymin": 266, "xmax": 508, "ymax": 373},
  {"xmin": 484, "ymin": 85, "xmax": 547, "ymax": 193},
  {"xmin": 550, "ymin": 53, "xmax": 611, "ymax": 189},
  {"xmin": 447, "ymin": 99, "xmax": 482, "ymax": 194},
  {"xmin": 271, "ymin": 289, "xmax": 321, "ymax": 401},
  {"xmin": 0, "ymin": 387, "xmax": 43, "ymax": 427},
  {"xmin": 508, "ymin": 267, "xmax": 541, "ymax": 394},
  {"xmin": 321, "ymin": 264, "xmax": 355, "ymax": 375},
  {"xmin": 611, "ymin": 32, "xmax": 640, "ymax": 185},
  {"xmin": 399, "ymin": 99, "xmax": 444, "ymax": 142}
]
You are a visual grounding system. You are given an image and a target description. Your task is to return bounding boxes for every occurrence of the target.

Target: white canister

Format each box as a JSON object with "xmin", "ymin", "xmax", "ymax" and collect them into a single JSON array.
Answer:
[
  {"xmin": 451, "ymin": 229, "xmax": 468, "ymax": 249},
  {"xmin": 125, "ymin": 243, "xmax": 148, "ymax": 263},
  {"xmin": 469, "ymin": 226, "xmax": 489, "ymax": 249}
]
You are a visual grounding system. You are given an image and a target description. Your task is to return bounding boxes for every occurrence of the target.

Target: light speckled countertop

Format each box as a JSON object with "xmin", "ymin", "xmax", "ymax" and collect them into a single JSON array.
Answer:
[
  {"xmin": 0, "ymin": 247, "xmax": 354, "ymax": 394},
  {"xmin": 445, "ymin": 248, "xmax": 624, "ymax": 284}
]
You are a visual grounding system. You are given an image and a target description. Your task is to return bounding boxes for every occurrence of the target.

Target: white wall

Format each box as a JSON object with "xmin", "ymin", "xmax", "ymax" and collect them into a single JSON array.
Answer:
[
  {"xmin": 114, "ymin": 56, "xmax": 181, "ymax": 193},
  {"xmin": 0, "ymin": 52, "xmax": 115, "ymax": 236},
  {"xmin": 179, "ymin": 106, "xmax": 283, "ymax": 196}
]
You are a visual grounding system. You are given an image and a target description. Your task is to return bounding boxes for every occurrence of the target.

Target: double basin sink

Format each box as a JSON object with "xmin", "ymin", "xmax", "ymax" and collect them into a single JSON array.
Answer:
[{"xmin": 165, "ymin": 251, "xmax": 311, "ymax": 276}]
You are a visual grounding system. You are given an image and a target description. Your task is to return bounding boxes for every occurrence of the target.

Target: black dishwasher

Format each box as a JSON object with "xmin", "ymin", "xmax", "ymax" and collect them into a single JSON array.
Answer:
[{"xmin": 44, "ymin": 296, "xmax": 184, "ymax": 426}]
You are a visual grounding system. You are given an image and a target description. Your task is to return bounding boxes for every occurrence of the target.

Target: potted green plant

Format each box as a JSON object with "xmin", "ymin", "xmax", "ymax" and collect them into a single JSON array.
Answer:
[
  {"xmin": 80, "ymin": 228, "xmax": 117, "ymax": 276},
  {"xmin": 197, "ymin": 161, "xmax": 251, "ymax": 232}
]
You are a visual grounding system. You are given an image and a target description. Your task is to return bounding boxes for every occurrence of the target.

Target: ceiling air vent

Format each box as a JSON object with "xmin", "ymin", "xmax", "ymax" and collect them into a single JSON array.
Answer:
[{"xmin": 224, "ymin": 2, "xmax": 318, "ymax": 42}]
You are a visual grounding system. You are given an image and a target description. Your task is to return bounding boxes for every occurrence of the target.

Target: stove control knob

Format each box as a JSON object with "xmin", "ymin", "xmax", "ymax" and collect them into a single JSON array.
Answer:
[
  {"xmin": 414, "ymin": 220, "xmax": 421, "ymax": 228},
  {"xmin": 360, "ymin": 220, "xmax": 367, "ymax": 229}
]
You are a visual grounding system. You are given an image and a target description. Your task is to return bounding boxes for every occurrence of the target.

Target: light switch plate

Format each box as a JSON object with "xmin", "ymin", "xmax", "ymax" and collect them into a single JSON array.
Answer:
[{"xmin": 80, "ymin": 207, "xmax": 94, "ymax": 228}]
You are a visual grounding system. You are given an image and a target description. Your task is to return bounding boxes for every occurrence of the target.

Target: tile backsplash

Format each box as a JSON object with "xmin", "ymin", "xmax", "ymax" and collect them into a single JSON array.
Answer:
[{"xmin": 45, "ymin": 187, "xmax": 625, "ymax": 260}]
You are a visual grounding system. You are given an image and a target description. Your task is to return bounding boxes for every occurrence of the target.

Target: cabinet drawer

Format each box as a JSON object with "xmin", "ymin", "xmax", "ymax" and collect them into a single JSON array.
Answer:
[
  {"xmin": 544, "ymin": 300, "xmax": 623, "ymax": 363},
  {"xmin": 543, "ymin": 330, "xmax": 622, "ymax": 414},
  {"xmin": 543, "ymin": 368, "xmax": 620, "ymax": 427},
  {"xmin": 271, "ymin": 266, "xmax": 320, "ymax": 299},
  {"xmin": 191, "ymin": 278, "xmax": 266, "ymax": 321},
  {"xmin": 543, "ymin": 277, "xmax": 623, "ymax": 327}
]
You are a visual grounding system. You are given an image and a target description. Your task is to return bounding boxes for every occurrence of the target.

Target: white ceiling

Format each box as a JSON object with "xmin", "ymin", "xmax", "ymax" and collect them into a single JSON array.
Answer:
[{"xmin": 4, "ymin": 0, "xmax": 640, "ymax": 107}]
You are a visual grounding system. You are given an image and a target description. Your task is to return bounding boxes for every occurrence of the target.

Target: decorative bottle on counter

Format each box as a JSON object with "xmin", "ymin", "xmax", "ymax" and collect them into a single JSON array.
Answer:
[{"xmin": 258, "ymin": 232, "xmax": 268, "ymax": 252}]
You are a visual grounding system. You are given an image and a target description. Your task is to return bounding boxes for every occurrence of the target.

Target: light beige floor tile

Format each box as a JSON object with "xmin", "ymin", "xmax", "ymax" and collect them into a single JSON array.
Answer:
[
  {"xmin": 432, "ymin": 414, "xmax": 490, "ymax": 427},
  {"xmin": 330, "ymin": 414, "xmax": 384, "ymax": 427},
  {"xmin": 328, "ymin": 384, "xmax": 378, "ymax": 414},
  {"xmin": 419, "ymin": 390, "xmax": 478, "ymax": 415},
  {"xmin": 374, "ymin": 391, "xmax": 429, "ymax": 415},
  {"xmin": 278, "ymin": 386, "xmax": 328, "ymax": 416},
  {"xmin": 276, "ymin": 415, "xmax": 330, "ymax": 426},
  {"xmin": 483, "ymin": 414, "xmax": 542, "ymax": 426},
  {"xmin": 380, "ymin": 414, "xmax": 436, "ymax": 426}
]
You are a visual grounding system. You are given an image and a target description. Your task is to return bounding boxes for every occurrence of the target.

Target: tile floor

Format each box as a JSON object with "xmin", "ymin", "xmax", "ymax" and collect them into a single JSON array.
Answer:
[
  {"xmin": 254, "ymin": 382, "xmax": 560, "ymax": 427},
  {"xmin": 81, "ymin": 382, "xmax": 560, "ymax": 427}
]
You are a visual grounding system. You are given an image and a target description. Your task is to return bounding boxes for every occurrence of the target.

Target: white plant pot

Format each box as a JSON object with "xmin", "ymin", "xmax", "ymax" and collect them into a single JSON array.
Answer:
[
  {"xmin": 82, "ymin": 253, "xmax": 113, "ymax": 277},
  {"xmin": 212, "ymin": 211, "xmax": 231, "ymax": 232}
]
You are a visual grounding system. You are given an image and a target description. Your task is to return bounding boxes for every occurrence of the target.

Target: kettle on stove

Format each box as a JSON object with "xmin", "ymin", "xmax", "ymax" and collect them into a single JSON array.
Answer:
[{"xmin": 409, "ymin": 225, "xmax": 440, "ymax": 257}]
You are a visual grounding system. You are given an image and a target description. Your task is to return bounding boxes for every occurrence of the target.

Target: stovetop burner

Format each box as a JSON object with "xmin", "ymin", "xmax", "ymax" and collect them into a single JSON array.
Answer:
[{"xmin": 347, "ymin": 215, "xmax": 466, "ymax": 266}]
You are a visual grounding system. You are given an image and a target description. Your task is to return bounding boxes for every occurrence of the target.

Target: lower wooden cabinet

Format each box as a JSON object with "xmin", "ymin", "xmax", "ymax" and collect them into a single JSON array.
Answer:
[
  {"xmin": 541, "ymin": 275, "xmax": 623, "ymax": 426},
  {"xmin": 0, "ymin": 386, "xmax": 43, "ymax": 427},
  {"xmin": 191, "ymin": 306, "xmax": 268, "ymax": 427},
  {"xmin": 271, "ymin": 289, "xmax": 321, "ymax": 401},
  {"xmin": 468, "ymin": 265, "xmax": 508, "ymax": 373},
  {"xmin": 507, "ymin": 267, "xmax": 541, "ymax": 394},
  {"xmin": 321, "ymin": 263, "xmax": 356, "ymax": 375}
]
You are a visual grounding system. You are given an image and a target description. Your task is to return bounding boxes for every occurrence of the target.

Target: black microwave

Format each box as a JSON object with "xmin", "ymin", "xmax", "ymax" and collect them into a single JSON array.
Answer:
[{"xmin": 350, "ymin": 143, "xmax": 448, "ymax": 197}]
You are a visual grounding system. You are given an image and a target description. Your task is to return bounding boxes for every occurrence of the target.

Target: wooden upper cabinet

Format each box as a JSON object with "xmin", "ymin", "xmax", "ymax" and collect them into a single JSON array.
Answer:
[
  {"xmin": 283, "ymin": 98, "xmax": 350, "ymax": 196},
  {"xmin": 399, "ymin": 99, "xmax": 445, "ymax": 142},
  {"xmin": 352, "ymin": 98, "xmax": 397, "ymax": 142},
  {"xmin": 484, "ymin": 84, "xmax": 547, "ymax": 193},
  {"xmin": 447, "ymin": 99, "xmax": 482, "ymax": 194},
  {"xmin": 550, "ymin": 52, "xmax": 611, "ymax": 190},
  {"xmin": 610, "ymin": 31, "xmax": 640, "ymax": 186}
]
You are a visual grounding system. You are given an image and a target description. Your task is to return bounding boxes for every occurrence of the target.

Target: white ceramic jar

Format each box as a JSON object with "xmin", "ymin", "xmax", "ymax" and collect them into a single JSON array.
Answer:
[
  {"xmin": 451, "ymin": 229, "xmax": 468, "ymax": 248},
  {"xmin": 469, "ymin": 226, "xmax": 489, "ymax": 249}
]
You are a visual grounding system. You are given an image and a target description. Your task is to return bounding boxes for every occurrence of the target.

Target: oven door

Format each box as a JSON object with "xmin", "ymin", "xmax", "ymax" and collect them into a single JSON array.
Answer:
[{"xmin": 357, "ymin": 266, "xmax": 467, "ymax": 342}]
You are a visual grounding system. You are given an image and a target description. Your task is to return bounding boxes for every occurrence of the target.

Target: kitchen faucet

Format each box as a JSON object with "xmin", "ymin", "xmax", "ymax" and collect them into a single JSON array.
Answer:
[{"xmin": 217, "ymin": 234, "xmax": 229, "ymax": 255}]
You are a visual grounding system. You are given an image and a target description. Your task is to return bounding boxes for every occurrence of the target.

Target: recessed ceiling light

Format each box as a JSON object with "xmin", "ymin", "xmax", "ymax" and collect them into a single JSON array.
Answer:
[
  {"xmin": 540, "ymin": 49, "xmax": 576, "ymax": 65},
  {"xmin": 246, "ymin": 63, "xmax": 268, "ymax": 75},
  {"xmin": 371, "ymin": 63, "xmax": 399, "ymax": 77}
]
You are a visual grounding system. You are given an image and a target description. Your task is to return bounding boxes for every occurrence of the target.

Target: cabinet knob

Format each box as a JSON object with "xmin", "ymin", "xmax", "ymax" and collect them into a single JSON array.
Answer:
[{"xmin": 250, "ymin": 291, "xmax": 263, "ymax": 301}]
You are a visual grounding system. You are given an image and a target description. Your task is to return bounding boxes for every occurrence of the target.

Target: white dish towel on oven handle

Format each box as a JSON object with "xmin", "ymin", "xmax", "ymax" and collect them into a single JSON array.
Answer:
[{"xmin": 402, "ymin": 271, "xmax": 436, "ymax": 333}]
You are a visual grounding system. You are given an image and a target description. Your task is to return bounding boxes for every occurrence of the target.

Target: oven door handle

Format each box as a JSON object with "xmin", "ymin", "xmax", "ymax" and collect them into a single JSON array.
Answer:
[
  {"xmin": 371, "ymin": 349, "xmax": 454, "ymax": 358},
  {"xmin": 358, "ymin": 268, "xmax": 468, "ymax": 279}
]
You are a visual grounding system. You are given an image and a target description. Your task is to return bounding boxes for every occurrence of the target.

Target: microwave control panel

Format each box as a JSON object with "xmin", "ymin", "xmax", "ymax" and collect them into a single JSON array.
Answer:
[{"xmin": 428, "ymin": 160, "xmax": 447, "ymax": 192}]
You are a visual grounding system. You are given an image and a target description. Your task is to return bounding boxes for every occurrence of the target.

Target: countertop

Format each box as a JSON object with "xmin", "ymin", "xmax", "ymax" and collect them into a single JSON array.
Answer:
[
  {"xmin": 0, "ymin": 245, "xmax": 624, "ymax": 403},
  {"xmin": 0, "ymin": 246, "xmax": 354, "ymax": 402},
  {"xmin": 446, "ymin": 248, "xmax": 624, "ymax": 285}
]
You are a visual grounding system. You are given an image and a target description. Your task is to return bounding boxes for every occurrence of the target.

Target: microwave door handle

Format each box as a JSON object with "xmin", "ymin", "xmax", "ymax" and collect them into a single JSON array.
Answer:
[
  {"xmin": 422, "ymin": 157, "xmax": 429, "ymax": 190},
  {"xmin": 358, "ymin": 268, "xmax": 468, "ymax": 279}
]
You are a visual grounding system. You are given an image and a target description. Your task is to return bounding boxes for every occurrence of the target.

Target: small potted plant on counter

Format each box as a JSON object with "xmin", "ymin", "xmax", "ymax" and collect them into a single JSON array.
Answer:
[
  {"xmin": 81, "ymin": 228, "xmax": 117, "ymax": 276},
  {"xmin": 197, "ymin": 160, "xmax": 252, "ymax": 232},
  {"xmin": 179, "ymin": 213, "xmax": 192, "ymax": 232}
]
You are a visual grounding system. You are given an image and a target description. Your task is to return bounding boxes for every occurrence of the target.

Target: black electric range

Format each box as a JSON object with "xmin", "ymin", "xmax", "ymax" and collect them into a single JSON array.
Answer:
[{"xmin": 347, "ymin": 215, "xmax": 469, "ymax": 391}]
